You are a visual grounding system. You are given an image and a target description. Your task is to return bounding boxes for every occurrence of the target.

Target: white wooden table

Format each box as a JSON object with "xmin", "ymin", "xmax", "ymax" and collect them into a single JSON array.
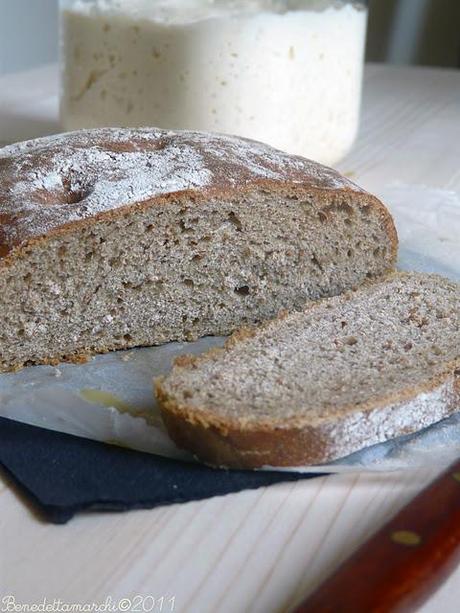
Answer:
[{"xmin": 0, "ymin": 63, "xmax": 459, "ymax": 613}]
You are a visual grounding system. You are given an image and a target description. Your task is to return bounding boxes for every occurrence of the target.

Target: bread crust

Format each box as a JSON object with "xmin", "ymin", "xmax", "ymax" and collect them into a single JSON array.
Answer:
[
  {"xmin": 0, "ymin": 127, "xmax": 397, "ymax": 267},
  {"xmin": 156, "ymin": 363, "xmax": 460, "ymax": 468}
]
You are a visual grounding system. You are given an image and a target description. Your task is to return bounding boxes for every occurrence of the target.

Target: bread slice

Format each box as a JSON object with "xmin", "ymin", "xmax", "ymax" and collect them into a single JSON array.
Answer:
[
  {"xmin": 156, "ymin": 273, "xmax": 460, "ymax": 468},
  {"xmin": 0, "ymin": 127, "xmax": 396, "ymax": 372}
]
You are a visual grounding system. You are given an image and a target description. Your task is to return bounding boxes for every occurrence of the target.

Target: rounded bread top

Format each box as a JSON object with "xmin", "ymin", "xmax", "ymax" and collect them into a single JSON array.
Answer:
[{"xmin": 0, "ymin": 127, "xmax": 362, "ymax": 259}]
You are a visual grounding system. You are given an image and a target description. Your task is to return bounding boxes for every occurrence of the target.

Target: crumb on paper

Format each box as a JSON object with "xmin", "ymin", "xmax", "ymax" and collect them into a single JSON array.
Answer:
[{"xmin": 120, "ymin": 352, "xmax": 134, "ymax": 362}]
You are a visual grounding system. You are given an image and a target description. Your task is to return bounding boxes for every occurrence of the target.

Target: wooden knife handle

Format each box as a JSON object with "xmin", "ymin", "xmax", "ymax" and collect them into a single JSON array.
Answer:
[{"xmin": 294, "ymin": 461, "xmax": 460, "ymax": 613}]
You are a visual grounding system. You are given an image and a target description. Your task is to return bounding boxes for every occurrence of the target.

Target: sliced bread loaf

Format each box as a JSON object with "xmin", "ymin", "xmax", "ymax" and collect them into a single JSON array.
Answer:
[
  {"xmin": 156, "ymin": 273, "xmax": 460, "ymax": 468},
  {"xmin": 0, "ymin": 127, "xmax": 396, "ymax": 371}
]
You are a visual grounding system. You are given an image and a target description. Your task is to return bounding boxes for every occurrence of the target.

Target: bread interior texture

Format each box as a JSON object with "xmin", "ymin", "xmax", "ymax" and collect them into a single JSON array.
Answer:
[
  {"xmin": 160, "ymin": 274, "xmax": 459, "ymax": 424},
  {"xmin": 0, "ymin": 188, "xmax": 394, "ymax": 370}
]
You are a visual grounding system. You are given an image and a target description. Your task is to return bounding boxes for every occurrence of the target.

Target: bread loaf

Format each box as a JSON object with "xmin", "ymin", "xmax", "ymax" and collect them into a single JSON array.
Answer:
[
  {"xmin": 0, "ymin": 127, "xmax": 396, "ymax": 371},
  {"xmin": 156, "ymin": 273, "xmax": 460, "ymax": 468}
]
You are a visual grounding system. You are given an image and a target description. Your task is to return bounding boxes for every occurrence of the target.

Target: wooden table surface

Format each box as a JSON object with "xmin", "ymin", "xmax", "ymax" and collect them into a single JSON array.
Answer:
[{"xmin": 0, "ymin": 63, "xmax": 459, "ymax": 613}]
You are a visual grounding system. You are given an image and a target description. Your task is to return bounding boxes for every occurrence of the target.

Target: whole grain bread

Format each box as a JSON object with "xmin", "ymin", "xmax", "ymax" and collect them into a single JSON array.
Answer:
[
  {"xmin": 156, "ymin": 273, "xmax": 460, "ymax": 468},
  {"xmin": 0, "ymin": 127, "xmax": 396, "ymax": 371}
]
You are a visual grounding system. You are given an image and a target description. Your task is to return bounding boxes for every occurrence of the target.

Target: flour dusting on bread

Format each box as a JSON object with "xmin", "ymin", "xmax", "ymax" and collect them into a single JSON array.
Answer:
[{"xmin": 0, "ymin": 127, "xmax": 363, "ymax": 258}]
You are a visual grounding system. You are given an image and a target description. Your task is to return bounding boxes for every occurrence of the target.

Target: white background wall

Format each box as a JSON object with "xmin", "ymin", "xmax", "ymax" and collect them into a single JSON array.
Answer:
[{"xmin": 0, "ymin": 0, "xmax": 58, "ymax": 75}]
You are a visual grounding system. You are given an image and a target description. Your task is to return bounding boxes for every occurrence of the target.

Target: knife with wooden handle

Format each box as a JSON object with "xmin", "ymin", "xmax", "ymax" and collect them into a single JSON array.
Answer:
[{"xmin": 293, "ymin": 461, "xmax": 460, "ymax": 612}]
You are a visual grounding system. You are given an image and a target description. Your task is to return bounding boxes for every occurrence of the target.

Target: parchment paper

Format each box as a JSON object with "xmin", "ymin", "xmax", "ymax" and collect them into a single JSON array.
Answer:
[{"xmin": 1, "ymin": 183, "xmax": 459, "ymax": 472}]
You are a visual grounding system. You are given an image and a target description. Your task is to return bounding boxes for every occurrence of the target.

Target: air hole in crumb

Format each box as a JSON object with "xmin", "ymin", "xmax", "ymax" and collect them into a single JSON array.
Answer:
[
  {"xmin": 325, "ymin": 201, "xmax": 354, "ymax": 216},
  {"xmin": 347, "ymin": 249, "xmax": 353, "ymax": 258},
  {"xmin": 340, "ymin": 201, "xmax": 354, "ymax": 215},
  {"xmin": 318, "ymin": 211, "xmax": 328, "ymax": 223},
  {"xmin": 182, "ymin": 315, "xmax": 188, "ymax": 323},
  {"xmin": 183, "ymin": 279, "xmax": 194, "ymax": 287},
  {"xmin": 403, "ymin": 342, "xmax": 413, "ymax": 351},
  {"xmin": 179, "ymin": 220, "xmax": 189, "ymax": 233},
  {"xmin": 122, "ymin": 281, "xmax": 142, "ymax": 290},
  {"xmin": 235, "ymin": 286, "xmax": 250, "ymax": 296},
  {"xmin": 58, "ymin": 246, "xmax": 67, "ymax": 257},
  {"xmin": 124, "ymin": 334, "xmax": 133, "ymax": 341},
  {"xmin": 109, "ymin": 257, "xmax": 121, "ymax": 268},
  {"xmin": 341, "ymin": 321, "xmax": 347, "ymax": 328},
  {"xmin": 23, "ymin": 272, "xmax": 32, "ymax": 282},
  {"xmin": 18, "ymin": 328, "xmax": 25, "ymax": 337},
  {"xmin": 344, "ymin": 218, "xmax": 352, "ymax": 226},
  {"xmin": 192, "ymin": 254, "xmax": 203, "ymax": 262},
  {"xmin": 227, "ymin": 212, "xmax": 242, "ymax": 231},
  {"xmin": 145, "ymin": 224, "xmax": 154, "ymax": 232},
  {"xmin": 311, "ymin": 254, "xmax": 323, "ymax": 271},
  {"xmin": 345, "ymin": 336, "xmax": 358, "ymax": 345},
  {"xmin": 373, "ymin": 247, "xmax": 380, "ymax": 257}
]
